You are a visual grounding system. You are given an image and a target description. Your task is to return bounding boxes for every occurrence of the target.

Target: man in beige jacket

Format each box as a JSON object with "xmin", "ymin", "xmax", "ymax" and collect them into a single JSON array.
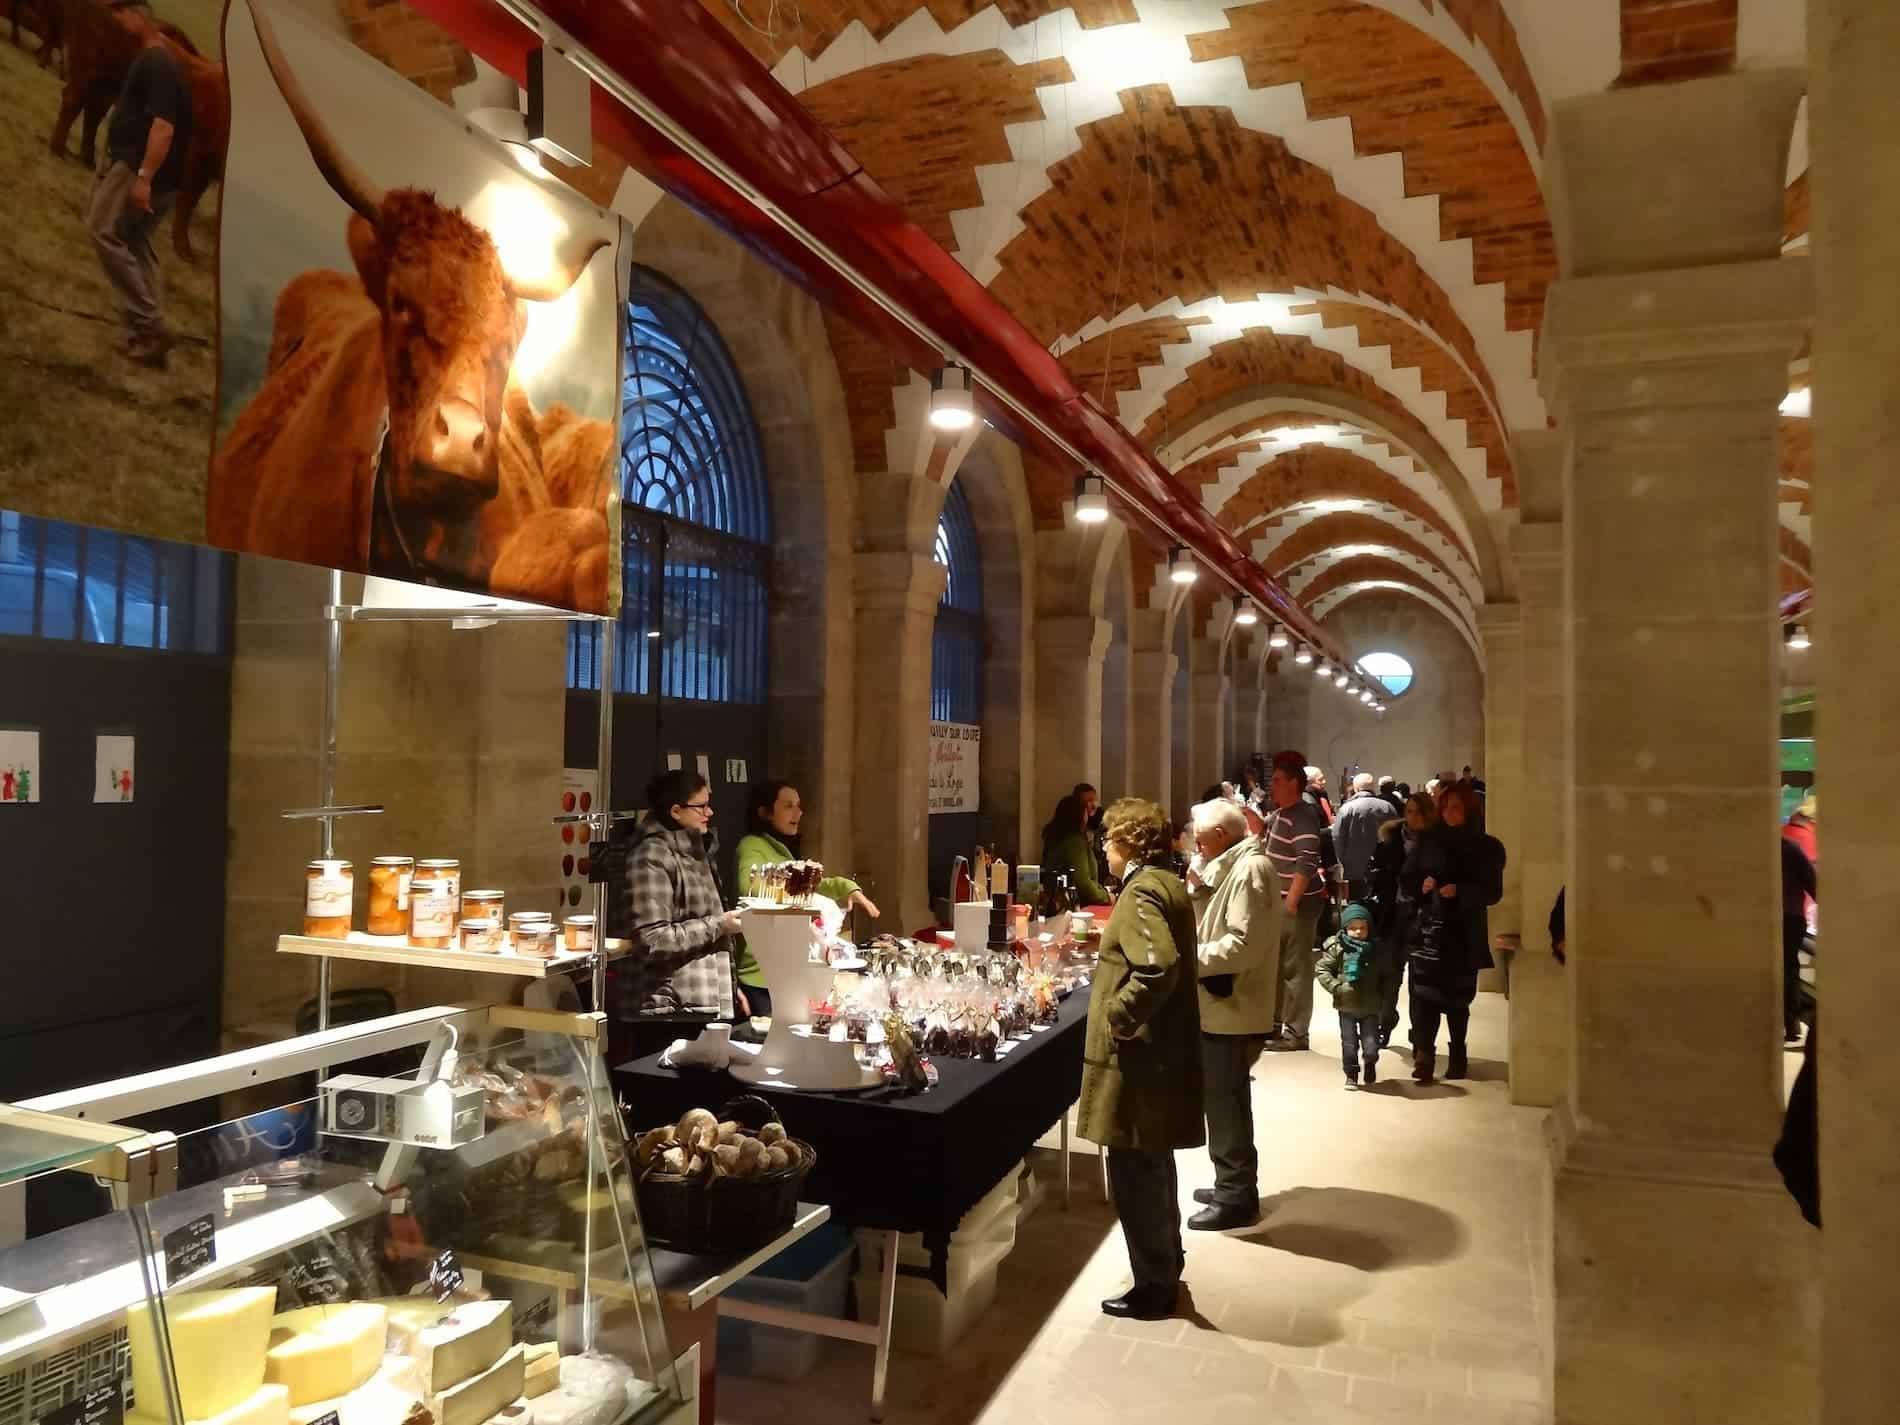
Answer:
[{"xmin": 1184, "ymin": 798, "xmax": 1282, "ymax": 1230}]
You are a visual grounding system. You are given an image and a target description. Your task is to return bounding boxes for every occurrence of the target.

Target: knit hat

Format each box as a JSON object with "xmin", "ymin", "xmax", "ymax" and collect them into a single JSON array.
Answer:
[{"xmin": 1341, "ymin": 903, "xmax": 1372, "ymax": 929}]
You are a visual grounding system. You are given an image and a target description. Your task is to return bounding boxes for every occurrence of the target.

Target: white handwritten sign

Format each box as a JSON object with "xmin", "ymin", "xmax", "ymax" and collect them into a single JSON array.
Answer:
[{"xmin": 928, "ymin": 722, "xmax": 981, "ymax": 815}]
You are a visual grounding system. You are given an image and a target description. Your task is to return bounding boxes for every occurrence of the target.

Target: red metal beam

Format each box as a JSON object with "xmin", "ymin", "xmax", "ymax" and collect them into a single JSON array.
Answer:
[{"xmin": 414, "ymin": 0, "xmax": 1345, "ymax": 660}]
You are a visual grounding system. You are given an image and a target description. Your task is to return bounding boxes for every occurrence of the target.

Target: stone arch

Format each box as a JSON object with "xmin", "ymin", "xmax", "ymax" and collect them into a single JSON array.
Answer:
[
  {"xmin": 626, "ymin": 197, "xmax": 858, "ymax": 864},
  {"xmin": 1322, "ymin": 592, "xmax": 1485, "ymax": 788}
]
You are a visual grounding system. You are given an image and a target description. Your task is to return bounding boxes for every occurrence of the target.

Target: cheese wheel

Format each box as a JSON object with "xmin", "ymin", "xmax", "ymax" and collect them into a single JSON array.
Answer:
[
  {"xmin": 265, "ymin": 1303, "xmax": 388, "ymax": 1405},
  {"xmin": 522, "ymin": 1345, "xmax": 559, "ymax": 1401},
  {"xmin": 128, "ymin": 1287, "xmax": 278, "ymax": 1421},
  {"xmin": 127, "ymin": 1383, "xmax": 289, "ymax": 1425}
]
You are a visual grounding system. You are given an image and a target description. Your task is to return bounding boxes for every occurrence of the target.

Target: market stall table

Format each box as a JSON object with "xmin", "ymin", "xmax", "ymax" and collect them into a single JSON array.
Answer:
[{"xmin": 615, "ymin": 991, "xmax": 1087, "ymax": 1417}]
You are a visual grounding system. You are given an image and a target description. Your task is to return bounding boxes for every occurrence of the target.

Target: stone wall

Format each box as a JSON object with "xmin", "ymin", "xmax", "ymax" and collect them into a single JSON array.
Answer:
[{"xmin": 1320, "ymin": 594, "xmax": 1484, "ymax": 786}]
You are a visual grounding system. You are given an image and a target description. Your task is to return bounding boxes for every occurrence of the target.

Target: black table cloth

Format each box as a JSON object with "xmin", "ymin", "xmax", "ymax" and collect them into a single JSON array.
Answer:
[{"xmin": 613, "ymin": 990, "xmax": 1088, "ymax": 1289}]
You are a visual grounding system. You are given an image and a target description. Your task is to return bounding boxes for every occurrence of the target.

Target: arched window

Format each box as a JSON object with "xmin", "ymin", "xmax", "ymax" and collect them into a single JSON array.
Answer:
[
  {"xmin": 569, "ymin": 268, "xmax": 771, "ymax": 701},
  {"xmin": 0, "ymin": 509, "xmax": 228, "ymax": 652},
  {"xmin": 931, "ymin": 479, "xmax": 983, "ymax": 723},
  {"xmin": 1358, "ymin": 650, "xmax": 1414, "ymax": 698}
]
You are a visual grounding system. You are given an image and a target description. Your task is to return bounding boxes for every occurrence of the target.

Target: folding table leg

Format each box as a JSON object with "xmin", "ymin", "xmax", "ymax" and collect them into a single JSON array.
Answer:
[
  {"xmin": 870, "ymin": 1229, "xmax": 899, "ymax": 1422},
  {"xmin": 1060, "ymin": 1109, "xmax": 1072, "ymax": 1210}
]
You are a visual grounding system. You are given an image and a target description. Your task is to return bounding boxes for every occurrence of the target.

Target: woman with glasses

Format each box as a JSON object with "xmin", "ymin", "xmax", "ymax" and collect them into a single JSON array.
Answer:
[{"xmin": 619, "ymin": 768, "xmax": 745, "ymax": 1023}]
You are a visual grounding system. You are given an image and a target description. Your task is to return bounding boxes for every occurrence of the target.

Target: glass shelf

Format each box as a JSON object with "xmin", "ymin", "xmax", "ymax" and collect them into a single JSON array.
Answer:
[{"xmin": 0, "ymin": 1106, "xmax": 139, "ymax": 1188}]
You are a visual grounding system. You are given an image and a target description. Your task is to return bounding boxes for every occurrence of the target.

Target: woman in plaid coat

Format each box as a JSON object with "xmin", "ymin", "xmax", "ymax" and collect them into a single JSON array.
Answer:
[{"xmin": 619, "ymin": 769, "xmax": 744, "ymax": 1020}]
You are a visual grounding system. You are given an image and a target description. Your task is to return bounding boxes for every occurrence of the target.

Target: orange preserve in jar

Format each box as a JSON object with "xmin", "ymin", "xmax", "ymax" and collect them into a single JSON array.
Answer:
[
  {"xmin": 410, "ymin": 876, "xmax": 455, "ymax": 948},
  {"xmin": 512, "ymin": 922, "xmax": 556, "ymax": 958},
  {"xmin": 417, "ymin": 859, "xmax": 461, "ymax": 928},
  {"xmin": 304, "ymin": 860, "xmax": 353, "ymax": 938},
  {"xmin": 563, "ymin": 915, "xmax": 596, "ymax": 952},
  {"xmin": 462, "ymin": 889, "xmax": 504, "ymax": 927},
  {"xmin": 458, "ymin": 919, "xmax": 501, "ymax": 953},
  {"xmin": 366, "ymin": 857, "xmax": 414, "ymax": 936}
]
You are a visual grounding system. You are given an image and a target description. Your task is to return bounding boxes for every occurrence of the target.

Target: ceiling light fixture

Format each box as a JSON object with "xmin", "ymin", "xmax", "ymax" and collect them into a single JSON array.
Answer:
[
  {"xmin": 1315, "ymin": 659, "xmax": 1332, "ymax": 679},
  {"xmin": 1233, "ymin": 598, "xmax": 1259, "ymax": 627},
  {"xmin": 1294, "ymin": 644, "xmax": 1314, "ymax": 666},
  {"xmin": 928, "ymin": 364, "xmax": 976, "ymax": 430},
  {"xmin": 1786, "ymin": 622, "xmax": 1811, "ymax": 650},
  {"xmin": 1073, "ymin": 474, "xmax": 1109, "ymax": 524},
  {"xmin": 1360, "ymin": 689, "xmax": 1374, "ymax": 704},
  {"xmin": 1334, "ymin": 671, "xmax": 1350, "ymax": 688},
  {"xmin": 466, "ymin": 106, "xmax": 548, "ymax": 175},
  {"xmin": 1268, "ymin": 623, "xmax": 1290, "ymax": 650},
  {"xmin": 1169, "ymin": 546, "xmax": 1199, "ymax": 585}
]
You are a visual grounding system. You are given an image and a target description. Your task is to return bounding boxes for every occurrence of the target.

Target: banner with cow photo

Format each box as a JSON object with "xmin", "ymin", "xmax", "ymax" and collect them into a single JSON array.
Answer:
[{"xmin": 0, "ymin": 0, "xmax": 623, "ymax": 618}]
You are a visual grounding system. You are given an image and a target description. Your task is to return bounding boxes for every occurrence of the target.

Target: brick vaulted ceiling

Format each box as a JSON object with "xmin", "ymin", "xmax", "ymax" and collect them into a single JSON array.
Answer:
[{"xmin": 686, "ymin": 0, "xmax": 1810, "ymax": 623}]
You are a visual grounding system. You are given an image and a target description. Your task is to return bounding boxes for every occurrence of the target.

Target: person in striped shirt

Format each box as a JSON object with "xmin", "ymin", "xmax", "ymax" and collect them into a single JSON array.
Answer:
[{"xmin": 1263, "ymin": 752, "xmax": 1326, "ymax": 1051}]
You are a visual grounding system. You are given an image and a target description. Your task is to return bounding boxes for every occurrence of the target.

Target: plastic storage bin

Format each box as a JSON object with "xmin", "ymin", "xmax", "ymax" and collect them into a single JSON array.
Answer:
[{"xmin": 716, "ymin": 1224, "xmax": 855, "ymax": 1381}]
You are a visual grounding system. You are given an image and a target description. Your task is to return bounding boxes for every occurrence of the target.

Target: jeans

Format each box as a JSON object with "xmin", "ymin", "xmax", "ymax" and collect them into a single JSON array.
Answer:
[
  {"xmin": 87, "ymin": 162, "xmax": 170, "ymax": 343},
  {"xmin": 1275, "ymin": 903, "xmax": 1321, "ymax": 1037},
  {"xmin": 1106, "ymin": 1148, "xmax": 1183, "ymax": 1290},
  {"xmin": 1339, "ymin": 1013, "xmax": 1380, "ymax": 1078},
  {"xmin": 1200, "ymin": 1034, "xmax": 1261, "ymax": 1209}
]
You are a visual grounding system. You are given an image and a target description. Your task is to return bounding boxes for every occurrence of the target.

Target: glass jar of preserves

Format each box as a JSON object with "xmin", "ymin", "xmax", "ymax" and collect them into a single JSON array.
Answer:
[
  {"xmin": 562, "ymin": 914, "xmax": 595, "ymax": 952},
  {"xmin": 462, "ymin": 889, "xmax": 504, "ymax": 927},
  {"xmin": 507, "ymin": 911, "xmax": 552, "ymax": 949},
  {"xmin": 410, "ymin": 876, "xmax": 455, "ymax": 948},
  {"xmin": 366, "ymin": 856, "xmax": 414, "ymax": 936},
  {"xmin": 303, "ymin": 860, "xmax": 353, "ymax": 938},
  {"xmin": 512, "ymin": 922, "xmax": 556, "ymax": 958},
  {"xmin": 417, "ymin": 859, "xmax": 461, "ymax": 927},
  {"xmin": 458, "ymin": 918, "xmax": 501, "ymax": 954}
]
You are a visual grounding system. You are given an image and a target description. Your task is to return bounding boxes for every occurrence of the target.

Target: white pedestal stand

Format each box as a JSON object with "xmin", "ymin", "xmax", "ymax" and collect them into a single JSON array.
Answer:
[{"xmin": 729, "ymin": 906, "xmax": 882, "ymax": 1092}]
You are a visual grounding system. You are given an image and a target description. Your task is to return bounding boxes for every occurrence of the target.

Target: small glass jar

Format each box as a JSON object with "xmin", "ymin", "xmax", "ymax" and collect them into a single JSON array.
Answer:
[
  {"xmin": 462, "ymin": 889, "xmax": 504, "ymax": 927},
  {"xmin": 366, "ymin": 857, "xmax": 414, "ymax": 936},
  {"xmin": 303, "ymin": 860, "xmax": 353, "ymax": 939},
  {"xmin": 417, "ymin": 859, "xmax": 461, "ymax": 926},
  {"xmin": 507, "ymin": 911, "xmax": 552, "ymax": 949},
  {"xmin": 410, "ymin": 876, "xmax": 455, "ymax": 948},
  {"xmin": 458, "ymin": 918, "xmax": 501, "ymax": 954},
  {"xmin": 512, "ymin": 922, "xmax": 556, "ymax": 959},
  {"xmin": 562, "ymin": 914, "xmax": 595, "ymax": 952}
]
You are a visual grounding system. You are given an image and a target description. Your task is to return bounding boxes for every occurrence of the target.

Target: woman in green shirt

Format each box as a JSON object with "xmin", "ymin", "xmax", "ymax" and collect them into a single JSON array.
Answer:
[
  {"xmin": 1042, "ymin": 793, "xmax": 1111, "ymax": 906},
  {"xmin": 732, "ymin": 780, "xmax": 880, "ymax": 1018}
]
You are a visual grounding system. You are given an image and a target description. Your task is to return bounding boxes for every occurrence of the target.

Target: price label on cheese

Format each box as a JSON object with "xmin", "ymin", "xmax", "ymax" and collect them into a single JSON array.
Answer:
[
  {"xmin": 429, "ymin": 1248, "xmax": 465, "ymax": 1302},
  {"xmin": 162, "ymin": 1214, "xmax": 216, "ymax": 1283},
  {"xmin": 38, "ymin": 1384, "xmax": 123, "ymax": 1425},
  {"xmin": 304, "ymin": 1412, "xmax": 340, "ymax": 1425}
]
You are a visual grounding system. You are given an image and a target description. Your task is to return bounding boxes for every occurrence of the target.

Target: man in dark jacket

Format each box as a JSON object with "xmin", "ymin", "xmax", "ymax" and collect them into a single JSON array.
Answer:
[
  {"xmin": 87, "ymin": 2, "xmax": 192, "ymax": 367},
  {"xmin": 1332, "ymin": 774, "xmax": 1391, "ymax": 902}
]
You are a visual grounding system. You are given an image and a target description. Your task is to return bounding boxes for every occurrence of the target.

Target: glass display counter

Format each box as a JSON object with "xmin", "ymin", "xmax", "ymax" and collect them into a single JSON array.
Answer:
[{"xmin": 0, "ymin": 1007, "xmax": 686, "ymax": 1425}]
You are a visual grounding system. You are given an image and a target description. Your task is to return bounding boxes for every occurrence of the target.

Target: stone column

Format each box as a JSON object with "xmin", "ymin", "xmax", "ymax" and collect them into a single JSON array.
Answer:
[
  {"xmin": 1542, "ymin": 71, "xmax": 1818, "ymax": 1423},
  {"xmin": 1477, "ymin": 601, "xmax": 1523, "ymax": 1000},
  {"xmin": 1029, "ymin": 614, "xmax": 1110, "ymax": 820},
  {"xmin": 1513, "ymin": 517, "xmax": 1567, "ymax": 1106},
  {"xmin": 1125, "ymin": 609, "xmax": 1175, "ymax": 810},
  {"xmin": 1190, "ymin": 638, "xmax": 1228, "ymax": 795},
  {"xmin": 1809, "ymin": 3, "xmax": 1900, "ymax": 1416},
  {"xmin": 850, "ymin": 549, "xmax": 947, "ymax": 932},
  {"xmin": 1230, "ymin": 650, "xmax": 1264, "ymax": 770},
  {"xmin": 1263, "ymin": 657, "xmax": 1312, "ymax": 756}
]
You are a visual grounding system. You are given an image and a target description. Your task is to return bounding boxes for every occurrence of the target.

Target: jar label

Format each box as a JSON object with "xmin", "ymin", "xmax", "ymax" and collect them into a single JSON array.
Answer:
[
  {"xmin": 398, "ymin": 871, "xmax": 412, "ymax": 911},
  {"xmin": 413, "ymin": 884, "xmax": 453, "ymax": 937},
  {"xmin": 306, "ymin": 878, "xmax": 351, "ymax": 916}
]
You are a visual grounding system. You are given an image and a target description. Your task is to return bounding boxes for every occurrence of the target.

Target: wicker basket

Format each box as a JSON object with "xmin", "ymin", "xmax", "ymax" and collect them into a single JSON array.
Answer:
[{"xmin": 635, "ymin": 1095, "xmax": 815, "ymax": 1254}]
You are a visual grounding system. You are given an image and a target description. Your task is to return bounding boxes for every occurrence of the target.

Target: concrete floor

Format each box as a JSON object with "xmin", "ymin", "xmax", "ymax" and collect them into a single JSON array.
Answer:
[{"xmin": 714, "ymin": 985, "xmax": 1553, "ymax": 1424}]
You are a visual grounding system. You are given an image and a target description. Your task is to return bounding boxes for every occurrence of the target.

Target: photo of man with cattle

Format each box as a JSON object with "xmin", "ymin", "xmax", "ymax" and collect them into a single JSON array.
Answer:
[{"xmin": 1, "ymin": 0, "xmax": 625, "ymax": 618}]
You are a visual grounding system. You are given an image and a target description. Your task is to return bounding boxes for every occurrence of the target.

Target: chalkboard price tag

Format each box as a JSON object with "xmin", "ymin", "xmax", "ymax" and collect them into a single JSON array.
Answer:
[
  {"xmin": 304, "ymin": 1412, "xmax": 340, "ymax": 1425},
  {"xmin": 519, "ymin": 1296, "xmax": 554, "ymax": 1333},
  {"xmin": 162, "ymin": 1215, "xmax": 216, "ymax": 1284},
  {"xmin": 429, "ymin": 1249, "xmax": 465, "ymax": 1302},
  {"xmin": 288, "ymin": 1254, "xmax": 347, "ymax": 1304},
  {"xmin": 38, "ymin": 1384, "xmax": 123, "ymax": 1425}
]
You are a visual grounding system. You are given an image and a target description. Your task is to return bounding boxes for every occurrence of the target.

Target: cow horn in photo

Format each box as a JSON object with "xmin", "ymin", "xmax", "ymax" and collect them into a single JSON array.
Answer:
[
  {"xmin": 507, "ymin": 236, "xmax": 611, "ymax": 304},
  {"xmin": 247, "ymin": 0, "xmax": 384, "ymax": 223}
]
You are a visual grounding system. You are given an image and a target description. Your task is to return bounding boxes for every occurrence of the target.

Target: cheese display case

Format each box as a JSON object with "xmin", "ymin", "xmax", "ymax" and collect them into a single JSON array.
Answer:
[{"xmin": 0, "ymin": 1007, "xmax": 688, "ymax": 1425}]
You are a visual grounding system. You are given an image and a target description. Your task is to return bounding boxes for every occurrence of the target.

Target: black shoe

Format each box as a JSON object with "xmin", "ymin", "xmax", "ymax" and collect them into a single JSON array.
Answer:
[
  {"xmin": 1192, "ymin": 1188, "xmax": 1215, "ymax": 1206},
  {"xmin": 1412, "ymin": 1051, "xmax": 1435, "ymax": 1084},
  {"xmin": 1445, "ymin": 1048, "xmax": 1468, "ymax": 1080},
  {"xmin": 1101, "ymin": 1285, "xmax": 1180, "ymax": 1320},
  {"xmin": 1188, "ymin": 1202, "xmax": 1261, "ymax": 1232},
  {"xmin": 1363, "ymin": 1060, "xmax": 1378, "ymax": 1086}
]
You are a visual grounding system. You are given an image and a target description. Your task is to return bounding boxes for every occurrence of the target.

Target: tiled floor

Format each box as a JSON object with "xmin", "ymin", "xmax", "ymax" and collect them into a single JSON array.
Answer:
[{"xmin": 714, "ymin": 986, "xmax": 1552, "ymax": 1425}]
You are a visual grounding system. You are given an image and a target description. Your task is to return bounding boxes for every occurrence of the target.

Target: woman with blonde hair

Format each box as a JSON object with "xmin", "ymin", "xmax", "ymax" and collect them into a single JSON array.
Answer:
[{"xmin": 1077, "ymin": 798, "xmax": 1204, "ymax": 1320}]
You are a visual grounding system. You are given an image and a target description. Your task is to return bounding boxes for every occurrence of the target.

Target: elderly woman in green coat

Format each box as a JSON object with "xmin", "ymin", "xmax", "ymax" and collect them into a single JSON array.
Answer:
[{"xmin": 1078, "ymin": 797, "xmax": 1205, "ymax": 1321}]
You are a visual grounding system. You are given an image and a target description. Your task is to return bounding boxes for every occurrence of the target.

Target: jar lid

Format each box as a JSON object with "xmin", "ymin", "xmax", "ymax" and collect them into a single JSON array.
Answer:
[
  {"xmin": 460, "ymin": 918, "xmax": 499, "ymax": 931},
  {"xmin": 510, "ymin": 911, "xmax": 553, "ymax": 923},
  {"xmin": 564, "ymin": 914, "xmax": 596, "ymax": 926},
  {"xmin": 417, "ymin": 858, "xmax": 460, "ymax": 869},
  {"xmin": 307, "ymin": 859, "xmax": 351, "ymax": 871},
  {"xmin": 372, "ymin": 855, "xmax": 414, "ymax": 866},
  {"xmin": 464, "ymin": 888, "xmax": 504, "ymax": 899}
]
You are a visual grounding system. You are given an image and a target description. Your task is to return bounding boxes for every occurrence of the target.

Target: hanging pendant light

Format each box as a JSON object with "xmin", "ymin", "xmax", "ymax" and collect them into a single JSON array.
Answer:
[
  {"xmin": 1294, "ymin": 644, "xmax": 1314, "ymax": 666},
  {"xmin": 1073, "ymin": 473, "xmax": 1109, "ymax": 524},
  {"xmin": 1785, "ymin": 623, "xmax": 1811, "ymax": 650},
  {"xmin": 1168, "ymin": 546, "xmax": 1199, "ymax": 585},
  {"xmin": 1268, "ymin": 624, "xmax": 1290, "ymax": 650},
  {"xmin": 1335, "ymin": 670, "xmax": 1350, "ymax": 688},
  {"xmin": 1233, "ymin": 597, "xmax": 1258, "ymax": 627},
  {"xmin": 1314, "ymin": 659, "xmax": 1332, "ymax": 679},
  {"xmin": 928, "ymin": 364, "xmax": 975, "ymax": 430}
]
